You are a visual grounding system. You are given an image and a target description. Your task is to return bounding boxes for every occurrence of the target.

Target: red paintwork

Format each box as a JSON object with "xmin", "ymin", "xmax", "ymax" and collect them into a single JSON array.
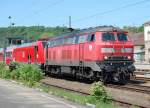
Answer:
[
  {"xmin": 98, "ymin": 32, "xmax": 134, "ymax": 60},
  {"xmin": 6, "ymin": 46, "xmax": 17, "ymax": 65},
  {"xmin": 47, "ymin": 31, "xmax": 134, "ymax": 63},
  {"xmin": 0, "ymin": 30, "xmax": 134, "ymax": 67},
  {"xmin": 6, "ymin": 57, "xmax": 11, "ymax": 65},
  {"xmin": 13, "ymin": 41, "xmax": 45, "ymax": 64}
]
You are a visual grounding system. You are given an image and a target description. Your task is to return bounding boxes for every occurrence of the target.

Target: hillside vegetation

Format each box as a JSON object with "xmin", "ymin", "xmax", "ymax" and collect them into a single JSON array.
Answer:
[
  {"xmin": 0, "ymin": 26, "xmax": 69, "ymax": 47},
  {"xmin": 123, "ymin": 25, "xmax": 144, "ymax": 33}
]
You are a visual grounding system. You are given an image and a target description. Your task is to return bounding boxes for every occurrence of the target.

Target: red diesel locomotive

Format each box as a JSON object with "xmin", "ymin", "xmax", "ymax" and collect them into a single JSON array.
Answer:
[
  {"xmin": 0, "ymin": 26, "xmax": 135, "ymax": 84},
  {"xmin": 44, "ymin": 26, "xmax": 135, "ymax": 84}
]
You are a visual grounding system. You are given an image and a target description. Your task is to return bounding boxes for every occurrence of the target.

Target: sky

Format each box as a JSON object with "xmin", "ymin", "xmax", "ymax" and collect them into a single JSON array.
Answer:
[{"xmin": 0, "ymin": 0, "xmax": 150, "ymax": 28}]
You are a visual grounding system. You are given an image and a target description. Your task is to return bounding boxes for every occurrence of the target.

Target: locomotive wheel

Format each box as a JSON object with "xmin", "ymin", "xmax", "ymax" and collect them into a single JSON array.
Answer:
[
  {"xmin": 51, "ymin": 68, "xmax": 56, "ymax": 74},
  {"xmin": 101, "ymin": 74, "xmax": 108, "ymax": 85},
  {"xmin": 101, "ymin": 72, "xmax": 111, "ymax": 84},
  {"xmin": 118, "ymin": 73, "xmax": 127, "ymax": 85},
  {"xmin": 71, "ymin": 68, "xmax": 76, "ymax": 78},
  {"xmin": 45, "ymin": 66, "xmax": 49, "ymax": 76},
  {"xmin": 56, "ymin": 67, "xmax": 61, "ymax": 77}
]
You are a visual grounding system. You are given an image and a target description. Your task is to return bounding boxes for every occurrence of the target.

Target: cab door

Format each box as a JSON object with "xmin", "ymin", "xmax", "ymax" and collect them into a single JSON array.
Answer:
[
  {"xmin": 84, "ymin": 34, "xmax": 96, "ymax": 61},
  {"xmin": 34, "ymin": 46, "xmax": 38, "ymax": 63},
  {"xmin": 78, "ymin": 35, "xmax": 87, "ymax": 65},
  {"xmin": 79, "ymin": 43, "xmax": 84, "ymax": 63},
  {"xmin": 45, "ymin": 42, "xmax": 49, "ymax": 65}
]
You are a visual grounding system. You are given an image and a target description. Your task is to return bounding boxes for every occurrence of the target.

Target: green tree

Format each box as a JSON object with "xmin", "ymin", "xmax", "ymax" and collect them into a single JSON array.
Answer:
[{"xmin": 0, "ymin": 26, "xmax": 69, "ymax": 47}]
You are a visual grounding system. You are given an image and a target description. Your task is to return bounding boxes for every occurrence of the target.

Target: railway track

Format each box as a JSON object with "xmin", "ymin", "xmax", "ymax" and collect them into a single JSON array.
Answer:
[
  {"xmin": 133, "ymin": 68, "xmax": 150, "ymax": 81},
  {"xmin": 135, "ymin": 68, "xmax": 150, "ymax": 75},
  {"xmin": 42, "ymin": 81, "xmax": 149, "ymax": 108},
  {"xmin": 135, "ymin": 71, "xmax": 150, "ymax": 75},
  {"xmin": 107, "ymin": 84, "xmax": 150, "ymax": 94},
  {"xmin": 135, "ymin": 76, "xmax": 150, "ymax": 81}
]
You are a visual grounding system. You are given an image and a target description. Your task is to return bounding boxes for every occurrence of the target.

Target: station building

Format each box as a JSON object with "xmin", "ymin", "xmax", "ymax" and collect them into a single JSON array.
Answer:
[
  {"xmin": 144, "ymin": 21, "xmax": 150, "ymax": 63},
  {"xmin": 129, "ymin": 33, "xmax": 145, "ymax": 62}
]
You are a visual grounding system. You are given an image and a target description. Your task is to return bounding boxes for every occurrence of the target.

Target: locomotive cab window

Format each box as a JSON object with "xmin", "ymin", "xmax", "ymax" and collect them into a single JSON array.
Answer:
[
  {"xmin": 78, "ymin": 35, "xmax": 87, "ymax": 43},
  {"xmin": 102, "ymin": 33, "xmax": 115, "ymax": 41},
  {"xmin": 6, "ymin": 52, "xmax": 12, "ymax": 57},
  {"xmin": 117, "ymin": 33, "xmax": 128, "ymax": 41},
  {"xmin": 87, "ymin": 34, "xmax": 95, "ymax": 42},
  {"xmin": 49, "ymin": 41, "xmax": 53, "ymax": 46},
  {"xmin": 65, "ymin": 37, "xmax": 74, "ymax": 44},
  {"xmin": 75, "ymin": 36, "xmax": 79, "ymax": 44}
]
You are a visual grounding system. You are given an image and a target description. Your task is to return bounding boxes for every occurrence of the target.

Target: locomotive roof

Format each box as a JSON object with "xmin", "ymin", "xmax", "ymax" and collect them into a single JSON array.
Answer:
[{"xmin": 48, "ymin": 26, "xmax": 124, "ymax": 40}]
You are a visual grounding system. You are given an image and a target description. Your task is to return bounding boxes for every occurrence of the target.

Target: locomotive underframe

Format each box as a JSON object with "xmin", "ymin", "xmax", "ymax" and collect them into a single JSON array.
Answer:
[
  {"xmin": 97, "ymin": 60, "xmax": 135, "ymax": 84},
  {"xmin": 44, "ymin": 59, "xmax": 135, "ymax": 84}
]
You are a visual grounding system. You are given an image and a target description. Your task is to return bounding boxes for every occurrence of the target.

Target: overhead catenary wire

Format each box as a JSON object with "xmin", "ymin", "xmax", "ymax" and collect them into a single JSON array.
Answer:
[
  {"xmin": 15, "ymin": 0, "xmax": 150, "ymax": 27},
  {"xmin": 65, "ymin": 0, "xmax": 150, "ymax": 25}
]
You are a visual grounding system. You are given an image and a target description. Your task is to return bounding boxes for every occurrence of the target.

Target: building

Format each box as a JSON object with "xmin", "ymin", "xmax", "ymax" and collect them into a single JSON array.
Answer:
[
  {"xmin": 129, "ymin": 32, "xmax": 145, "ymax": 62},
  {"xmin": 144, "ymin": 21, "xmax": 150, "ymax": 63}
]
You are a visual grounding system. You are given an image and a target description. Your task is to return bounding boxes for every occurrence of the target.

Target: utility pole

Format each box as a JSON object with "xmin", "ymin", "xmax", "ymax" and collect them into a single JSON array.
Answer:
[
  {"xmin": 69, "ymin": 16, "xmax": 71, "ymax": 28},
  {"xmin": 8, "ymin": 16, "xmax": 11, "ymax": 25},
  {"xmin": 4, "ymin": 16, "xmax": 12, "ymax": 62},
  {"xmin": 68, "ymin": 16, "xmax": 74, "ymax": 32}
]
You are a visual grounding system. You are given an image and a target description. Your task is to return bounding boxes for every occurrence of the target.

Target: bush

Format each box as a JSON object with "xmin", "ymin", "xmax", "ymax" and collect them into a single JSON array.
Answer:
[
  {"xmin": 0, "ymin": 62, "xmax": 44, "ymax": 87},
  {"xmin": 16, "ymin": 63, "xmax": 44, "ymax": 86},
  {"xmin": 10, "ymin": 69, "xmax": 20, "ymax": 80},
  {"xmin": 9, "ymin": 62, "xmax": 20, "ymax": 70},
  {"xmin": 0, "ymin": 62, "xmax": 10, "ymax": 79},
  {"xmin": 0, "ymin": 62, "xmax": 6, "ymax": 76},
  {"xmin": 89, "ymin": 81, "xmax": 111, "ymax": 103}
]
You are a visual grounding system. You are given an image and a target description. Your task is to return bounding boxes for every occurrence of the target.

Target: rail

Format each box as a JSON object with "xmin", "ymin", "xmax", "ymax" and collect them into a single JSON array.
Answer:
[
  {"xmin": 107, "ymin": 84, "xmax": 150, "ymax": 94},
  {"xmin": 42, "ymin": 82, "xmax": 149, "ymax": 108}
]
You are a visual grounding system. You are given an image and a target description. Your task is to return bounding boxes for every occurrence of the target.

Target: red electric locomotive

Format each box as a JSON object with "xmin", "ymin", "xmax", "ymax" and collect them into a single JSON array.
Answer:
[
  {"xmin": 13, "ymin": 41, "xmax": 46, "ymax": 66},
  {"xmin": 0, "ymin": 46, "xmax": 17, "ymax": 65},
  {"xmin": 44, "ymin": 26, "xmax": 135, "ymax": 84}
]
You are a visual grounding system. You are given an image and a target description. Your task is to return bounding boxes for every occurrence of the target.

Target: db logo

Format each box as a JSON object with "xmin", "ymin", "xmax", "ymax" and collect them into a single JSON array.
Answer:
[{"xmin": 89, "ymin": 45, "xmax": 92, "ymax": 51}]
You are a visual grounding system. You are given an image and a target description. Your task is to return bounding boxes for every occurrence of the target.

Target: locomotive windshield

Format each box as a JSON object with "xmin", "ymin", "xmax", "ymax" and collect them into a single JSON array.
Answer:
[
  {"xmin": 102, "ymin": 33, "xmax": 115, "ymax": 41},
  {"xmin": 117, "ymin": 33, "xmax": 128, "ymax": 41}
]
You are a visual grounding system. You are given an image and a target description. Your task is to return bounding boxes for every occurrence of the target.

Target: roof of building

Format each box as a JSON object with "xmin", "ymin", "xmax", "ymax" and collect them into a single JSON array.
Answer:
[
  {"xmin": 144, "ymin": 21, "xmax": 150, "ymax": 26},
  {"xmin": 129, "ymin": 32, "xmax": 144, "ymax": 46}
]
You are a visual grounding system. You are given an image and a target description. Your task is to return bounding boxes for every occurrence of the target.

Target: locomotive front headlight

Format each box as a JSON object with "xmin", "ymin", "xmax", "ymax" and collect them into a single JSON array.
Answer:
[
  {"xmin": 101, "ymin": 48, "xmax": 115, "ymax": 53},
  {"xmin": 127, "ymin": 56, "xmax": 131, "ymax": 60},
  {"xmin": 104, "ymin": 56, "xmax": 108, "ymax": 60}
]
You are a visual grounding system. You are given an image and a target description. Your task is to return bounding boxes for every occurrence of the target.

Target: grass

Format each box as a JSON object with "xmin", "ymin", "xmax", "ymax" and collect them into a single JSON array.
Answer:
[{"xmin": 36, "ymin": 83, "xmax": 119, "ymax": 108}]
